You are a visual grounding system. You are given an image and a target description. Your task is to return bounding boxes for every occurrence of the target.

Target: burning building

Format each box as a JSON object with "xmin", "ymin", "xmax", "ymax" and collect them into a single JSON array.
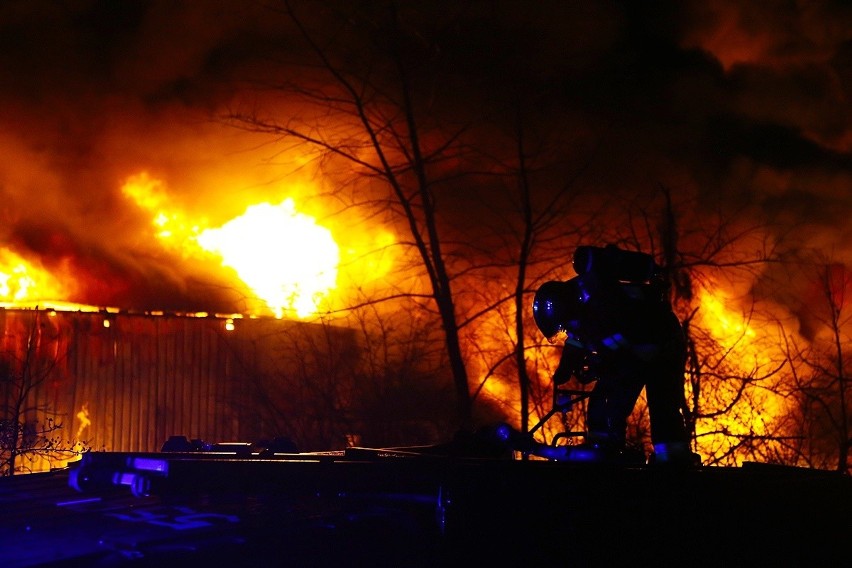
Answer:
[
  {"xmin": 0, "ymin": 169, "xmax": 378, "ymax": 474},
  {"xmin": 0, "ymin": 305, "xmax": 358, "ymax": 473}
]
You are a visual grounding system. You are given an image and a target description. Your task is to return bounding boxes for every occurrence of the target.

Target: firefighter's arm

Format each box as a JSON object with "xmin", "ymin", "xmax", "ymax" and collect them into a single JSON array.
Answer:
[
  {"xmin": 596, "ymin": 331, "xmax": 660, "ymax": 361},
  {"xmin": 553, "ymin": 343, "xmax": 587, "ymax": 385}
]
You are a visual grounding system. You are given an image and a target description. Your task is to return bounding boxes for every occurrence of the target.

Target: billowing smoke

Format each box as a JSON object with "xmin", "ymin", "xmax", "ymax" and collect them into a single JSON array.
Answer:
[{"xmin": 0, "ymin": 1, "xmax": 850, "ymax": 325}]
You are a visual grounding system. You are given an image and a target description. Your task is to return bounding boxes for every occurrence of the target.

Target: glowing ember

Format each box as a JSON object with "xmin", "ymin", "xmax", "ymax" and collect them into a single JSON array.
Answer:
[{"xmin": 195, "ymin": 200, "xmax": 339, "ymax": 318}]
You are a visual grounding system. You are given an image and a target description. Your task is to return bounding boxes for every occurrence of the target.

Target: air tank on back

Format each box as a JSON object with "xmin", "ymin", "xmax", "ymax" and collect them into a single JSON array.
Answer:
[{"xmin": 572, "ymin": 244, "xmax": 658, "ymax": 283}]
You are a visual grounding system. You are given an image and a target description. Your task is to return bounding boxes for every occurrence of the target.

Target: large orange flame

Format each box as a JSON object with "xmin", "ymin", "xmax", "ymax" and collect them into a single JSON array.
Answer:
[
  {"xmin": 0, "ymin": 172, "xmax": 392, "ymax": 317},
  {"xmin": 692, "ymin": 286, "xmax": 790, "ymax": 462},
  {"xmin": 122, "ymin": 172, "xmax": 339, "ymax": 318},
  {"xmin": 195, "ymin": 200, "xmax": 338, "ymax": 318},
  {"xmin": 694, "ymin": 286, "xmax": 785, "ymax": 377}
]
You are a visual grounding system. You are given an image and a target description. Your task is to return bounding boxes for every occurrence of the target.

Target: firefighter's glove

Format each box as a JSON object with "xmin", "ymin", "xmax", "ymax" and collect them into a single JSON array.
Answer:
[{"xmin": 577, "ymin": 353, "xmax": 602, "ymax": 384}]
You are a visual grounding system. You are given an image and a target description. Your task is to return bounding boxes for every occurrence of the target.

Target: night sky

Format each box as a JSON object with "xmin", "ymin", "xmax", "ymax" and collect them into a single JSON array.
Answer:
[{"xmin": 1, "ymin": 0, "xmax": 851, "ymax": 317}]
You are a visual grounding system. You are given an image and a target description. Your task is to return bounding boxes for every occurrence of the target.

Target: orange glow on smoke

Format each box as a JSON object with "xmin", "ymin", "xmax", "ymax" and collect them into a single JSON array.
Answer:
[
  {"xmin": 693, "ymin": 287, "xmax": 775, "ymax": 370},
  {"xmin": 122, "ymin": 172, "xmax": 339, "ymax": 318},
  {"xmin": 696, "ymin": 290, "xmax": 755, "ymax": 343}
]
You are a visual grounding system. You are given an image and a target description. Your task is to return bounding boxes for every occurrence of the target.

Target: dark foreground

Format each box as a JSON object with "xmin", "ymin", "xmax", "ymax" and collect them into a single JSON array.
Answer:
[{"xmin": 2, "ymin": 443, "xmax": 849, "ymax": 567}]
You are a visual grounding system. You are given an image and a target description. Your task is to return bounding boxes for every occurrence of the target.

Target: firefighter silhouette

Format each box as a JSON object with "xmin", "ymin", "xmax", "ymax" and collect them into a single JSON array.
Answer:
[{"xmin": 533, "ymin": 245, "xmax": 695, "ymax": 464}]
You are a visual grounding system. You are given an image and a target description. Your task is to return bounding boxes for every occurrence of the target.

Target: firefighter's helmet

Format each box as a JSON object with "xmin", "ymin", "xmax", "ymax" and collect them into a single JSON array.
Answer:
[{"xmin": 532, "ymin": 279, "xmax": 582, "ymax": 342}]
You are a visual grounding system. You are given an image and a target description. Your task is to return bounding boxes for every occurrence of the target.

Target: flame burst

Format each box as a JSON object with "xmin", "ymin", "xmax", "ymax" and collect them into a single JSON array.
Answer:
[
  {"xmin": 0, "ymin": 248, "xmax": 70, "ymax": 304},
  {"xmin": 195, "ymin": 201, "xmax": 339, "ymax": 318},
  {"xmin": 122, "ymin": 172, "xmax": 339, "ymax": 318}
]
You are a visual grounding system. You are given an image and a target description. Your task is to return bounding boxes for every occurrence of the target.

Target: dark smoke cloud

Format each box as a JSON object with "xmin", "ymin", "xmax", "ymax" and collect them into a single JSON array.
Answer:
[{"xmin": 0, "ymin": 1, "xmax": 850, "ymax": 318}]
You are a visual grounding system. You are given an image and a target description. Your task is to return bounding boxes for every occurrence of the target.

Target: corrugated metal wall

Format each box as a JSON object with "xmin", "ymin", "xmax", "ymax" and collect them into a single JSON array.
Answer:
[{"xmin": 0, "ymin": 308, "xmax": 357, "ymax": 470}]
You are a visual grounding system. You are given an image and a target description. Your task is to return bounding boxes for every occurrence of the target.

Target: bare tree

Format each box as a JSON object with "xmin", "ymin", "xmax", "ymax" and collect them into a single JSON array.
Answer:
[
  {"xmin": 464, "ymin": 107, "xmax": 600, "ymax": 437},
  {"xmin": 344, "ymin": 298, "xmax": 460, "ymax": 447},
  {"xmin": 777, "ymin": 259, "xmax": 851, "ymax": 473},
  {"xmin": 222, "ymin": 1, "xmax": 524, "ymax": 430},
  {"xmin": 227, "ymin": 2, "xmax": 486, "ymax": 427},
  {"xmin": 0, "ymin": 309, "xmax": 88, "ymax": 475}
]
